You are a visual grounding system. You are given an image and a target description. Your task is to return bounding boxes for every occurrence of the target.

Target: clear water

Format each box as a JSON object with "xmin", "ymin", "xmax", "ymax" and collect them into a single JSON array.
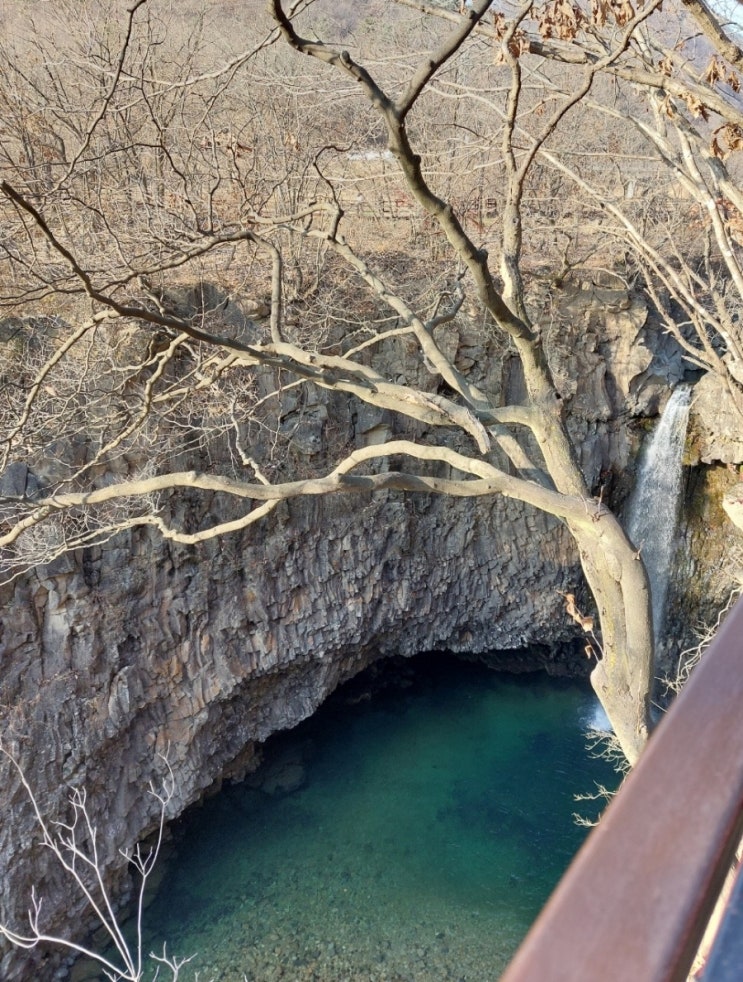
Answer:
[{"xmin": 139, "ymin": 658, "xmax": 615, "ymax": 982}]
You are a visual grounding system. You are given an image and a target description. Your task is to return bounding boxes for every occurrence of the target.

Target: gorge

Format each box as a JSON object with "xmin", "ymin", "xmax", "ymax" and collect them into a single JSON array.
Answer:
[
  {"xmin": 1, "ymin": 280, "xmax": 740, "ymax": 981},
  {"xmin": 3, "ymin": 0, "xmax": 743, "ymax": 975}
]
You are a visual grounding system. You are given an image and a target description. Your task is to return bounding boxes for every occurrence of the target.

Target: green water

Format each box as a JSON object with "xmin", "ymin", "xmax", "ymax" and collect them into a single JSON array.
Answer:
[{"xmin": 141, "ymin": 657, "xmax": 615, "ymax": 982}]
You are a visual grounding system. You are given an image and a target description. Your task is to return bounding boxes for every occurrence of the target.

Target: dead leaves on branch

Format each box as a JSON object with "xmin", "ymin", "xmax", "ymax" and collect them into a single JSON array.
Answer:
[
  {"xmin": 492, "ymin": 4, "xmax": 743, "ymax": 164},
  {"xmin": 492, "ymin": 11, "xmax": 530, "ymax": 62},
  {"xmin": 496, "ymin": 0, "xmax": 741, "ymax": 126},
  {"xmin": 529, "ymin": 0, "xmax": 637, "ymax": 44},
  {"xmin": 658, "ymin": 61, "xmax": 743, "ymax": 159},
  {"xmin": 684, "ymin": 91, "xmax": 709, "ymax": 119},
  {"xmin": 655, "ymin": 55, "xmax": 739, "ymax": 124},
  {"xmin": 656, "ymin": 53, "xmax": 743, "ymax": 151},
  {"xmin": 559, "ymin": 591, "xmax": 595, "ymax": 632},
  {"xmin": 590, "ymin": 0, "xmax": 636, "ymax": 29},
  {"xmin": 704, "ymin": 55, "xmax": 740, "ymax": 92},
  {"xmin": 520, "ymin": 0, "xmax": 640, "ymax": 42},
  {"xmin": 537, "ymin": 0, "xmax": 585, "ymax": 41},
  {"xmin": 558, "ymin": 591, "xmax": 600, "ymax": 661},
  {"xmin": 659, "ymin": 54, "xmax": 674, "ymax": 77},
  {"xmin": 712, "ymin": 123, "xmax": 743, "ymax": 160},
  {"xmin": 493, "ymin": 0, "xmax": 640, "ymax": 58},
  {"xmin": 658, "ymin": 105, "xmax": 743, "ymax": 164}
]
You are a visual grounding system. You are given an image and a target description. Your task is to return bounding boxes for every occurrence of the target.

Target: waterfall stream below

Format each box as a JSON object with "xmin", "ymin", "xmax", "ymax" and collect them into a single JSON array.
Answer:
[
  {"xmin": 129, "ymin": 656, "xmax": 616, "ymax": 982},
  {"xmin": 626, "ymin": 386, "xmax": 692, "ymax": 644}
]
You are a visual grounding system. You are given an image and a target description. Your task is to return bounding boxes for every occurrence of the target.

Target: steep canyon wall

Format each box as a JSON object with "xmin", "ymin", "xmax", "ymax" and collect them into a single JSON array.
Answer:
[{"xmin": 0, "ymin": 278, "xmax": 739, "ymax": 979}]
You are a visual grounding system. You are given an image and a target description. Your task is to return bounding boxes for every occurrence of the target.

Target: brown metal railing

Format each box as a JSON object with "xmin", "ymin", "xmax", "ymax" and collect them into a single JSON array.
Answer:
[{"xmin": 501, "ymin": 597, "xmax": 743, "ymax": 982}]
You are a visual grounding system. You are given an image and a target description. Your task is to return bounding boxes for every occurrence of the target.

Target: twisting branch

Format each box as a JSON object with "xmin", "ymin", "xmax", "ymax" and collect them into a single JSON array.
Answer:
[
  {"xmin": 1, "ymin": 439, "xmax": 606, "ymax": 560},
  {"xmin": 268, "ymin": 0, "xmax": 532, "ymax": 344}
]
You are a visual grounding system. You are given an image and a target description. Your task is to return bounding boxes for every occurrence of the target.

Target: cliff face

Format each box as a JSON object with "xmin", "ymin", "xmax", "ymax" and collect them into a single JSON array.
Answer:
[
  {"xmin": 1, "ymin": 492, "xmax": 588, "ymax": 979},
  {"xmin": 0, "ymin": 282, "xmax": 735, "ymax": 979}
]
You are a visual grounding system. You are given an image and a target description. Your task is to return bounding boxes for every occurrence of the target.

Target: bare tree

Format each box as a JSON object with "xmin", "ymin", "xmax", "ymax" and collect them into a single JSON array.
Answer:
[
  {"xmin": 2, "ymin": 0, "xmax": 743, "ymax": 765},
  {"xmin": 0, "ymin": 748, "xmax": 189, "ymax": 981}
]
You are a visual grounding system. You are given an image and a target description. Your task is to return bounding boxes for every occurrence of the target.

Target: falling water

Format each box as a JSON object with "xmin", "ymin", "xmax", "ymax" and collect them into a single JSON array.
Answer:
[{"xmin": 626, "ymin": 386, "xmax": 692, "ymax": 645}]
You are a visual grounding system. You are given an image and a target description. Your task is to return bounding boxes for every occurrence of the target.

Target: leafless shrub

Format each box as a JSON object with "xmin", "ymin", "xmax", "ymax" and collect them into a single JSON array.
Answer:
[{"xmin": 0, "ymin": 748, "xmax": 196, "ymax": 982}]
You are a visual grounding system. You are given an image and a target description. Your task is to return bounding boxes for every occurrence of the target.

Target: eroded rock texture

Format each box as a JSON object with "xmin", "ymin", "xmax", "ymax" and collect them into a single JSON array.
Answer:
[
  {"xmin": 689, "ymin": 370, "xmax": 743, "ymax": 465},
  {"xmin": 0, "ymin": 281, "xmax": 736, "ymax": 980}
]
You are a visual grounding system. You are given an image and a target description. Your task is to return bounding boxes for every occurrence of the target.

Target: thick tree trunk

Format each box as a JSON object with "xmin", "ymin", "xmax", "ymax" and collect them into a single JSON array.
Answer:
[
  {"xmin": 571, "ymin": 514, "xmax": 654, "ymax": 765},
  {"xmin": 515, "ymin": 343, "xmax": 655, "ymax": 763}
]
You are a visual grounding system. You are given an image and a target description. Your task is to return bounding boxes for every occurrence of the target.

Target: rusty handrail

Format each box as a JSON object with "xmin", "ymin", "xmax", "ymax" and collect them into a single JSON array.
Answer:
[{"xmin": 501, "ymin": 596, "xmax": 743, "ymax": 982}]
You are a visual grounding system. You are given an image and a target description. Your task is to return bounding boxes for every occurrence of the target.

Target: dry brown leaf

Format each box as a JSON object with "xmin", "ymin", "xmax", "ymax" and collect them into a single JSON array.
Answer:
[
  {"xmin": 704, "ymin": 55, "xmax": 725, "ymax": 86},
  {"xmin": 612, "ymin": 0, "xmax": 635, "ymax": 26},
  {"xmin": 559, "ymin": 592, "xmax": 595, "ymax": 633},
  {"xmin": 510, "ymin": 32, "xmax": 531, "ymax": 57},
  {"xmin": 492, "ymin": 10, "xmax": 529, "ymax": 61},
  {"xmin": 711, "ymin": 123, "xmax": 743, "ymax": 160},
  {"xmin": 659, "ymin": 54, "xmax": 673, "ymax": 77},
  {"xmin": 591, "ymin": 0, "xmax": 610, "ymax": 26},
  {"xmin": 682, "ymin": 91, "xmax": 709, "ymax": 119},
  {"xmin": 536, "ymin": 0, "xmax": 583, "ymax": 40}
]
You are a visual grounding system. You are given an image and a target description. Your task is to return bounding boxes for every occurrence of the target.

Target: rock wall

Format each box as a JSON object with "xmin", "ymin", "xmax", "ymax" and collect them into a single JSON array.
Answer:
[
  {"xmin": 1, "ymin": 491, "xmax": 587, "ymax": 979},
  {"xmin": 0, "ymin": 278, "xmax": 734, "ymax": 979},
  {"xmin": 689, "ymin": 370, "xmax": 743, "ymax": 466}
]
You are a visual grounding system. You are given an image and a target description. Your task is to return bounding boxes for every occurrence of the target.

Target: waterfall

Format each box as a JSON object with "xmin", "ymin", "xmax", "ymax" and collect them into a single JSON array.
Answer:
[{"xmin": 626, "ymin": 386, "xmax": 692, "ymax": 645}]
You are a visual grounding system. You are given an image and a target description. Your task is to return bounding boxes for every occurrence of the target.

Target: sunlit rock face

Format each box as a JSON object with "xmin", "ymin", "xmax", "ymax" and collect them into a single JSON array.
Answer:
[
  {"xmin": 689, "ymin": 370, "xmax": 743, "ymax": 466},
  {"xmin": 723, "ymin": 482, "xmax": 743, "ymax": 531},
  {"xmin": 0, "ymin": 281, "xmax": 728, "ymax": 980}
]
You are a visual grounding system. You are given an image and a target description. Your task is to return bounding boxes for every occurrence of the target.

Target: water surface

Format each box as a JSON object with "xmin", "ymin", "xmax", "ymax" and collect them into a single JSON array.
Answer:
[{"xmin": 142, "ymin": 657, "xmax": 615, "ymax": 981}]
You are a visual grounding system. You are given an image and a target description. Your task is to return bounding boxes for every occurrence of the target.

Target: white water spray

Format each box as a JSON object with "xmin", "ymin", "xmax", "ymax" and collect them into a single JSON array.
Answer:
[{"xmin": 626, "ymin": 386, "xmax": 692, "ymax": 645}]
